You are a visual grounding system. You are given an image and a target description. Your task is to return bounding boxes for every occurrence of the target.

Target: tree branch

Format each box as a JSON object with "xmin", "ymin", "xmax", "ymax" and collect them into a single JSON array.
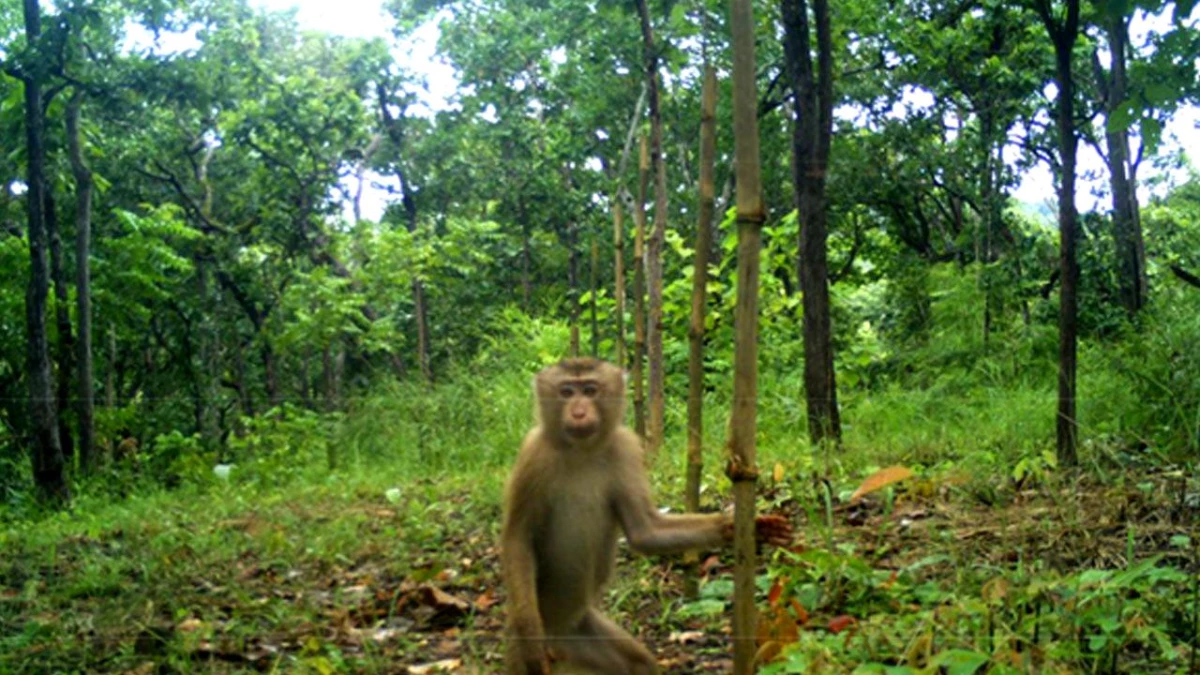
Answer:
[{"xmin": 1170, "ymin": 264, "xmax": 1200, "ymax": 290}]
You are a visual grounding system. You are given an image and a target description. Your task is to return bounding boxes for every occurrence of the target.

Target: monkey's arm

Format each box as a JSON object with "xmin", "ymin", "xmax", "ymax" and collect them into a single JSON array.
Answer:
[{"xmin": 613, "ymin": 452, "xmax": 731, "ymax": 556}]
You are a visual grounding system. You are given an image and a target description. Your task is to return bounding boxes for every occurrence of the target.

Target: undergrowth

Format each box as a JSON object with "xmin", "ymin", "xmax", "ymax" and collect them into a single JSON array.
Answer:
[{"xmin": 3, "ymin": 269, "xmax": 1200, "ymax": 672}]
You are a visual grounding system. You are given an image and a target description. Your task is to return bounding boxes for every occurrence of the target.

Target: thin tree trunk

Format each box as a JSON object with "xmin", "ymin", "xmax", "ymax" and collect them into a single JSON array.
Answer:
[
  {"xmin": 980, "ymin": 104, "xmax": 998, "ymax": 346},
  {"xmin": 46, "ymin": 192, "xmax": 75, "ymax": 462},
  {"xmin": 632, "ymin": 137, "xmax": 650, "ymax": 440},
  {"xmin": 521, "ymin": 220, "xmax": 533, "ymax": 311},
  {"xmin": 106, "ymin": 323, "xmax": 116, "ymax": 409},
  {"xmin": 413, "ymin": 278, "xmax": 431, "ymax": 383},
  {"xmin": 728, "ymin": 0, "xmax": 767, "ymax": 666},
  {"xmin": 1036, "ymin": 0, "xmax": 1081, "ymax": 466},
  {"xmin": 196, "ymin": 265, "xmax": 220, "ymax": 451},
  {"xmin": 568, "ymin": 220, "xmax": 581, "ymax": 357},
  {"xmin": 322, "ymin": 344, "xmax": 337, "ymax": 412},
  {"xmin": 234, "ymin": 338, "xmax": 253, "ymax": 418},
  {"xmin": 609, "ymin": 89, "xmax": 646, "ymax": 370},
  {"xmin": 378, "ymin": 93, "xmax": 433, "ymax": 383},
  {"xmin": 613, "ymin": 200, "xmax": 626, "ymax": 368},
  {"xmin": 784, "ymin": 0, "xmax": 841, "ymax": 446},
  {"xmin": 301, "ymin": 349, "xmax": 315, "ymax": 409},
  {"xmin": 22, "ymin": 0, "xmax": 68, "ymax": 502},
  {"xmin": 1097, "ymin": 15, "xmax": 1146, "ymax": 315},
  {"xmin": 590, "ymin": 228, "xmax": 599, "ymax": 356},
  {"xmin": 636, "ymin": 0, "xmax": 669, "ymax": 456},
  {"xmin": 263, "ymin": 343, "xmax": 282, "ymax": 409},
  {"xmin": 397, "ymin": 171, "xmax": 432, "ymax": 385},
  {"xmin": 67, "ymin": 91, "xmax": 95, "ymax": 472},
  {"xmin": 684, "ymin": 64, "xmax": 719, "ymax": 600}
]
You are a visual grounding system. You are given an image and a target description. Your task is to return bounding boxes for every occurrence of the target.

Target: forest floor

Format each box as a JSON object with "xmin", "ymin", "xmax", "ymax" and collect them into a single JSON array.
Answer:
[{"xmin": 1, "ymin": 463, "xmax": 1195, "ymax": 674}]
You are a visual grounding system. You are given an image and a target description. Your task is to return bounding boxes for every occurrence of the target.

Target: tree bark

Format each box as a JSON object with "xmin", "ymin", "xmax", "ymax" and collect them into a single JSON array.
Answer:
[
  {"xmin": 783, "ymin": 0, "xmax": 841, "ymax": 446},
  {"xmin": 609, "ymin": 89, "xmax": 646, "ymax": 370},
  {"xmin": 397, "ymin": 170, "xmax": 432, "ymax": 384},
  {"xmin": 67, "ymin": 91, "xmax": 95, "ymax": 473},
  {"xmin": 728, "ymin": 0, "xmax": 766, "ymax": 666},
  {"xmin": 568, "ymin": 219, "xmax": 581, "ymax": 357},
  {"xmin": 684, "ymin": 64, "xmax": 719, "ymax": 600},
  {"xmin": 1096, "ymin": 15, "xmax": 1147, "ymax": 315},
  {"xmin": 46, "ymin": 192, "xmax": 76, "ymax": 462},
  {"xmin": 22, "ymin": 0, "xmax": 69, "ymax": 502},
  {"xmin": 233, "ymin": 337, "xmax": 253, "ymax": 418},
  {"xmin": 632, "ymin": 137, "xmax": 650, "ymax": 440},
  {"xmin": 1036, "ymin": 0, "xmax": 1081, "ymax": 466},
  {"xmin": 521, "ymin": 219, "xmax": 533, "ymax": 311},
  {"xmin": 263, "ymin": 342, "xmax": 282, "ymax": 408},
  {"xmin": 613, "ymin": 200, "xmax": 626, "ymax": 368},
  {"xmin": 105, "ymin": 323, "xmax": 116, "ymax": 410},
  {"xmin": 590, "ymin": 227, "xmax": 600, "ymax": 356},
  {"xmin": 195, "ymin": 265, "xmax": 220, "ymax": 451},
  {"xmin": 636, "ymin": 0, "xmax": 670, "ymax": 456}
]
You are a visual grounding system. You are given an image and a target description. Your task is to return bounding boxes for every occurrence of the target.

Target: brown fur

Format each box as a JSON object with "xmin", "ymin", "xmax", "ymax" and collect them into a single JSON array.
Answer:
[{"xmin": 501, "ymin": 359, "xmax": 791, "ymax": 674}]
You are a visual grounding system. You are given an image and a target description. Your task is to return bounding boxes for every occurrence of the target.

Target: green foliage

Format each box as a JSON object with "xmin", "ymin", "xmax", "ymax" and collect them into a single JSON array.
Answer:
[{"xmin": 762, "ymin": 550, "xmax": 1190, "ymax": 673}]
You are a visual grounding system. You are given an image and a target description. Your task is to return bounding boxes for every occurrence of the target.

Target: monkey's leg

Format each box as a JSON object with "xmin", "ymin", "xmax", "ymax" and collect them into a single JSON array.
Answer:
[{"xmin": 548, "ymin": 609, "xmax": 659, "ymax": 675}]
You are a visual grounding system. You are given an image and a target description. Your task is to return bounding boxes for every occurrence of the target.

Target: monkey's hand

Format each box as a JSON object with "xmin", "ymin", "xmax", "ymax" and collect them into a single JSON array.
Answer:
[
  {"xmin": 719, "ymin": 513, "xmax": 792, "ymax": 547},
  {"xmin": 754, "ymin": 514, "xmax": 793, "ymax": 547}
]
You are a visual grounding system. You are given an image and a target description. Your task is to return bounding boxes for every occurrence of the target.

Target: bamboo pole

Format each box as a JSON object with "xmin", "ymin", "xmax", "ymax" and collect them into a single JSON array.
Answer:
[
  {"xmin": 684, "ymin": 64, "xmax": 719, "ymax": 599},
  {"xmin": 728, "ymin": 0, "xmax": 766, "ymax": 668}
]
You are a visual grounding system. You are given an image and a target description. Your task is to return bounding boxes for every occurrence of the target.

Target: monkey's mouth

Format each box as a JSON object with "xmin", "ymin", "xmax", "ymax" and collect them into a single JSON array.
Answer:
[{"xmin": 564, "ymin": 422, "xmax": 597, "ymax": 438}]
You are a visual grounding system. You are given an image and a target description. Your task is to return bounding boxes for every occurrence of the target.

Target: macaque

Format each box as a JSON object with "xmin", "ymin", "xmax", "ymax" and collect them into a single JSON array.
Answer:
[{"xmin": 501, "ymin": 358, "xmax": 792, "ymax": 674}]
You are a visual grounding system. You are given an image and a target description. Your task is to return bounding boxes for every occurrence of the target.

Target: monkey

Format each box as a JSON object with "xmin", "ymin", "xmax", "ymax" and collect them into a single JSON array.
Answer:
[{"xmin": 501, "ymin": 357, "xmax": 792, "ymax": 674}]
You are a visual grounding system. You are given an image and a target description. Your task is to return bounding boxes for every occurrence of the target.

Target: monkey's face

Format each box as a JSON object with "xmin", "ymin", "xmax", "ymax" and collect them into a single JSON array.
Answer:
[
  {"xmin": 536, "ymin": 358, "xmax": 626, "ymax": 445},
  {"xmin": 557, "ymin": 379, "xmax": 603, "ymax": 439}
]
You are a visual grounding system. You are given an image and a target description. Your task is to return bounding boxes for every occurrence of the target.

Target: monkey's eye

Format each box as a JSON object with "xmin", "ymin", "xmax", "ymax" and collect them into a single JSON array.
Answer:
[
  {"xmin": 558, "ymin": 385, "xmax": 575, "ymax": 398},
  {"xmin": 581, "ymin": 384, "xmax": 599, "ymax": 397}
]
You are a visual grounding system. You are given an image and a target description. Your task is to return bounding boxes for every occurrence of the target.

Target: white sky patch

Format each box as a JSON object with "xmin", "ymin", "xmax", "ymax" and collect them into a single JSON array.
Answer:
[
  {"xmin": 254, "ymin": 0, "xmax": 392, "ymax": 39},
  {"xmin": 887, "ymin": 85, "xmax": 935, "ymax": 120},
  {"xmin": 120, "ymin": 22, "xmax": 202, "ymax": 55}
]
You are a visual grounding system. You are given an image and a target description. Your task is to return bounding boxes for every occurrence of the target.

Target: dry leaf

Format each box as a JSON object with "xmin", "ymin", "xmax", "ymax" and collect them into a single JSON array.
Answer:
[
  {"xmin": 407, "ymin": 659, "xmax": 462, "ymax": 674},
  {"xmin": 474, "ymin": 589, "xmax": 498, "ymax": 611},
  {"xmin": 790, "ymin": 599, "xmax": 809, "ymax": 625},
  {"xmin": 668, "ymin": 630, "xmax": 705, "ymax": 644},
  {"xmin": 828, "ymin": 615, "xmax": 857, "ymax": 634},
  {"xmin": 766, "ymin": 577, "xmax": 786, "ymax": 607},
  {"xmin": 849, "ymin": 466, "xmax": 914, "ymax": 502},
  {"xmin": 773, "ymin": 463, "xmax": 786, "ymax": 483}
]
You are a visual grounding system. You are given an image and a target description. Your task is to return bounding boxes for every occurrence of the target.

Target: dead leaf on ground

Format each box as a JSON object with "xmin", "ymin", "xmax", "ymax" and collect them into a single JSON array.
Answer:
[
  {"xmin": 850, "ymin": 466, "xmax": 914, "ymax": 503},
  {"xmin": 669, "ymin": 630, "xmax": 706, "ymax": 644},
  {"xmin": 408, "ymin": 658, "xmax": 462, "ymax": 673},
  {"xmin": 474, "ymin": 589, "xmax": 498, "ymax": 611}
]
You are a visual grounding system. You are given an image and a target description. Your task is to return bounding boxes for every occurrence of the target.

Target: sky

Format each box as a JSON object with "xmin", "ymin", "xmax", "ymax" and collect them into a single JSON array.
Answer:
[{"xmin": 244, "ymin": 1, "xmax": 1200, "ymax": 222}]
